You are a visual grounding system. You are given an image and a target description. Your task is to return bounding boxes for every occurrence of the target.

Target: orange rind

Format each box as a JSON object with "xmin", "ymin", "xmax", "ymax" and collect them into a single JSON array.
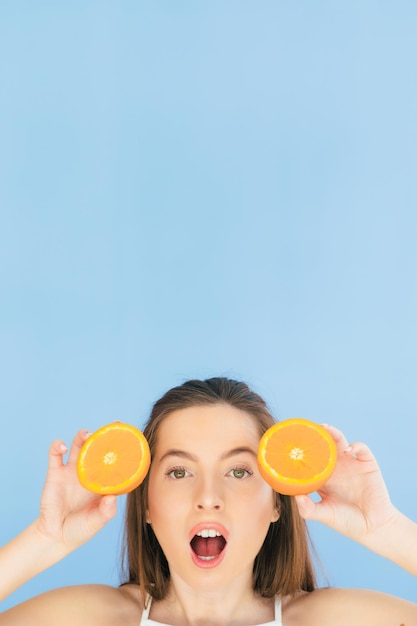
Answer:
[
  {"xmin": 258, "ymin": 418, "xmax": 337, "ymax": 495},
  {"xmin": 77, "ymin": 422, "xmax": 150, "ymax": 495}
]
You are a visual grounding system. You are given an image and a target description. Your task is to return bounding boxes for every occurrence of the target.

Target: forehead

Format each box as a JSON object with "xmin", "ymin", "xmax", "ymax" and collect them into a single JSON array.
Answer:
[{"xmin": 155, "ymin": 404, "xmax": 261, "ymax": 450}]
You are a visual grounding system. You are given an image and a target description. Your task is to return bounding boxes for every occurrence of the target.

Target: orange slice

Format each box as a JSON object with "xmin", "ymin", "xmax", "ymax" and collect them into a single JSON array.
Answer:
[
  {"xmin": 77, "ymin": 422, "xmax": 151, "ymax": 495},
  {"xmin": 257, "ymin": 418, "xmax": 337, "ymax": 495}
]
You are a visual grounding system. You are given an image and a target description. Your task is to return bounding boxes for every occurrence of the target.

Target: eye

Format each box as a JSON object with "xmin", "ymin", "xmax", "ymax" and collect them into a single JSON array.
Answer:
[
  {"xmin": 228, "ymin": 466, "xmax": 253, "ymax": 479},
  {"xmin": 166, "ymin": 466, "xmax": 190, "ymax": 480}
]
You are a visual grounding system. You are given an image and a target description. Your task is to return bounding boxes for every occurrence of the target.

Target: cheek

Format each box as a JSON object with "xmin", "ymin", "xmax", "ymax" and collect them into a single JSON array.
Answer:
[
  {"xmin": 250, "ymin": 483, "xmax": 279, "ymax": 525},
  {"xmin": 145, "ymin": 474, "xmax": 160, "ymax": 525},
  {"xmin": 146, "ymin": 475, "xmax": 185, "ymax": 526},
  {"xmin": 246, "ymin": 478, "xmax": 276, "ymax": 506},
  {"xmin": 231, "ymin": 481, "xmax": 277, "ymax": 522}
]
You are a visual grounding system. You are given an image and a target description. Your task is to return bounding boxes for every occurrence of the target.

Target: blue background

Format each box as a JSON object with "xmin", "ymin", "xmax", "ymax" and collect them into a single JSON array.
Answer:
[{"xmin": 1, "ymin": 1, "xmax": 416, "ymax": 609}]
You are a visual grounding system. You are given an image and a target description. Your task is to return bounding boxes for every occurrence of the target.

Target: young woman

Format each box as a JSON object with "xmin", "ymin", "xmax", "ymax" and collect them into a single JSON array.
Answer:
[{"xmin": 1, "ymin": 377, "xmax": 416, "ymax": 625}]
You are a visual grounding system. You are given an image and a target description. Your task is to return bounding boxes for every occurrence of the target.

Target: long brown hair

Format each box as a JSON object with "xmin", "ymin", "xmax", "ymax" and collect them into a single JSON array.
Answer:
[{"xmin": 121, "ymin": 377, "xmax": 316, "ymax": 599}]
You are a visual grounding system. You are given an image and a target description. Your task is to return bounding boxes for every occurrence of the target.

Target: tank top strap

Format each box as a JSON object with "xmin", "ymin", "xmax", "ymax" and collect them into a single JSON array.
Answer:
[
  {"xmin": 275, "ymin": 595, "xmax": 283, "ymax": 625},
  {"xmin": 141, "ymin": 594, "xmax": 152, "ymax": 621}
]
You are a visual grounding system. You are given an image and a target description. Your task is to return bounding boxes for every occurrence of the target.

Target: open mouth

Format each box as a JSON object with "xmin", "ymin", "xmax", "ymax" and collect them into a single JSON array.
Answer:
[{"xmin": 190, "ymin": 529, "xmax": 227, "ymax": 565}]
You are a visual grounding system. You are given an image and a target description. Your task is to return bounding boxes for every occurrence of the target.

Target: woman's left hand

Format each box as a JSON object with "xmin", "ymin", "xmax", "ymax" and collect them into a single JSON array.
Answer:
[{"xmin": 295, "ymin": 425, "xmax": 398, "ymax": 547}]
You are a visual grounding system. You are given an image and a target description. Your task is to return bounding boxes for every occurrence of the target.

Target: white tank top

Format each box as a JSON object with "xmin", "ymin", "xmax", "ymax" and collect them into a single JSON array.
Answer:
[{"xmin": 140, "ymin": 596, "xmax": 283, "ymax": 625}]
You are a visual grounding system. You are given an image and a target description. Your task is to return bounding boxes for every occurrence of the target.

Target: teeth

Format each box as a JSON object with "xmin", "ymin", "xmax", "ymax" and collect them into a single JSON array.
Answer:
[
  {"xmin": 196, "ymin": 529, "xmax": 222, "ymax": 538},
  {"xmin": 197, "ymin": 555, "xmax": 216, "ymax": 561}
]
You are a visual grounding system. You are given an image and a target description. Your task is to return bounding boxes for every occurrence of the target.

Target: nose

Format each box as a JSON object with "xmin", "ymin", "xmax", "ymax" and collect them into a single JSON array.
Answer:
[{"xmin": 194, "ymin": 475, "xmax": 224, "ymax": 511}]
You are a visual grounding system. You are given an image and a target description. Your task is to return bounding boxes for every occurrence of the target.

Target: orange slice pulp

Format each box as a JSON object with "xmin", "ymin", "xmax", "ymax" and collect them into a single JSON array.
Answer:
[
  {"xmin": 257, "ymin": 418, "xmax": 337, "ymax": 495},
  {"xmin": 77, "ymin": 422, "xmax": 150, "ymax": 495}
]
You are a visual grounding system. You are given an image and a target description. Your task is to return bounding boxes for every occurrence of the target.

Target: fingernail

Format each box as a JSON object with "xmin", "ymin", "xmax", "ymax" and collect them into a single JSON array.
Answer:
[
  {"xmin": 59, "ymin": 444, "xmax": 68, "ymax": 452},
  {"xmin": 344, "ymin": 445, "xmax": 353, "ymax": 453}
]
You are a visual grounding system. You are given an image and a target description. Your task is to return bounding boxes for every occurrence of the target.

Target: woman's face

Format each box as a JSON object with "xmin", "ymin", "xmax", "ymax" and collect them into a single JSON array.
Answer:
[{"xmin": 146, "ymin": 403, "xmax": 279, "ymax": 591}]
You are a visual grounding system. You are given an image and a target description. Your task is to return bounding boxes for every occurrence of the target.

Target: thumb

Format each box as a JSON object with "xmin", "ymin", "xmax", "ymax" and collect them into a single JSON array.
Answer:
[
  {"xmin": 88, "ymin": 496, "xmax": 117, "ymax": 533},
  {"xmin": 295, "ymin": 494, "xmax": 325, "ymax": 522},
  {"xmin": 99, "ymin": 495, "xmax": 117, "ymax": 521}
]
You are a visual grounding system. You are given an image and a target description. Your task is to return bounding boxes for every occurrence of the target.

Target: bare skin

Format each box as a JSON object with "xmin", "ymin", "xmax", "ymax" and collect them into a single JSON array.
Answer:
[
  {"xmin": 1, "ymin": 407, "xmax": 416, "ymax": 626},
  {"xmin": 2, "ymin": 581, "xmax": 416, "ymax": 625}
]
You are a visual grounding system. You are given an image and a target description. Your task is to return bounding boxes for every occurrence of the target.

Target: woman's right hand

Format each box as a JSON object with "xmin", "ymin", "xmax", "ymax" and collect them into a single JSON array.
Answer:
[
  {"xmin": 36, "ymin": 430, "xmax": 117, "ymax": 552},
  {"xmin": 0, "ymin": 430, "xmax": 117, "ymax": 604}
]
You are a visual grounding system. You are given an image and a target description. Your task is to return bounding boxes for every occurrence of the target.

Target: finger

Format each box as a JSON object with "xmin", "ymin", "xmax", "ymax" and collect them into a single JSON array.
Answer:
[
  {"xmin": 294, "ymin": 494, "xmax": 323, "ymax": 522},
  {"xmin": 87, "ymin": 496, "xmax": 117, "ymax": 533},
  {"xmin": 295, "ymin": 494, "xmax": 335, "ymax": 526},
  {"xmin": 344, "ymin": 441, "xmax": 376, "ymax": 462},
  {"xmin": 99, "ymin": 495, "xmax": 117, "ymax": 520},
  {"xmin": 48, "ymin": 440, "xmax": 69, "ymax": 470},
  {"xmin": 67, "ymin": 429, "xmax": 91, "ymax": 466},
  {"xmin": 321, "ymin": 423, "xmax": 349, "ymax": 453}
]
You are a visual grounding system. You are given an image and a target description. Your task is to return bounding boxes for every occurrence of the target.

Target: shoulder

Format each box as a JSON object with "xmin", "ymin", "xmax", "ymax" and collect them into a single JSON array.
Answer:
[
  {"xmin": 0, "ymin": 583, "xmax": 145, "ymax": 626},
  {"xmin": 281, "ymin": 587, "xmax": 417, "ymax": 626}
]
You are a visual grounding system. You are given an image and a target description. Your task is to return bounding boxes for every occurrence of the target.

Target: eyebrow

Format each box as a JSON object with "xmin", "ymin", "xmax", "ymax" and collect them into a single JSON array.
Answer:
[{"xmin": 158, "ymin": 446, "xmax": 257, "ymax": 464}]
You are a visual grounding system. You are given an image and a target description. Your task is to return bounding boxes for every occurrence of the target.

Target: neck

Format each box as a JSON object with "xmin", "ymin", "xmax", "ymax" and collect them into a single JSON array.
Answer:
[{"xmin": 154, "ymin": 576, "xmax": 275, "ymax": 626}]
